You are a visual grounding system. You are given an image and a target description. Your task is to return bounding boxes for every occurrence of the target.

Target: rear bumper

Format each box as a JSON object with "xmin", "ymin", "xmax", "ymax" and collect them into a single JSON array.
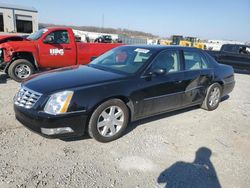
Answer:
[
  {"xmin": 14, "ymin": 105, "xmax": 88, "ymax": 139},
  {"xmin": 222, "ymin": 80, "xmax": 235, "ymax": 97}
]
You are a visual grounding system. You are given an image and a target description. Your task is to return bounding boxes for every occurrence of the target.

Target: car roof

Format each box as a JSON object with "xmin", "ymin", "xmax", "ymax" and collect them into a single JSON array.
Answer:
[{"xmin": 124, "ymin": 45, "xmax": 199, "ymax": 51}]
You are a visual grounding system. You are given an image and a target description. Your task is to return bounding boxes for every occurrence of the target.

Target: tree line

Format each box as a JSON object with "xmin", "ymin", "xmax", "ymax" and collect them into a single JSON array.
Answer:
[{"xmin": 39, "ymin": 23, "xmax": 158, "ymax": 38}]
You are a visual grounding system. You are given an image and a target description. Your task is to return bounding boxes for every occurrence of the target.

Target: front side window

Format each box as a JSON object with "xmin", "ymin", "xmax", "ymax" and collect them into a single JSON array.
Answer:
[
  {"xmin": 184, "ymin": 51, "xmax": 208, "ymax": 70},
  {"xmin": 247, "ymin": 47, "xmax": 250, "ymax": 55},
  {"xmin": 151, "ymin": 50, "xmax": 180, "ymax": 73},
  {"xmin": 45, "ymin": 30, "xmax": 70, "ymax": 44},
  {"xmin": 90, "ymin": 46, "xmax": 155, "ymax": 74},
  {"xmin": 239, "ymin": 46, "xmax": 250, "ymax": 55}
]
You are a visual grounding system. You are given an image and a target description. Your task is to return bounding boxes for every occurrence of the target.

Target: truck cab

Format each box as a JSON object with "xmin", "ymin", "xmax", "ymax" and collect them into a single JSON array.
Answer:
[
  {"xmin": 207, "ymin": 44, "xmax": 250, "ymax": 70},
  {"xmin": 0, "ymin": 27, "xmax": 122, "ymax": 82}
]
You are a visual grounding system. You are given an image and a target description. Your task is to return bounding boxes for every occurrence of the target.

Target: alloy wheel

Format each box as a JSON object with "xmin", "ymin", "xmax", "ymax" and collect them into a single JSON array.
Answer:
[
  {"xmin": 97, "ymin": 106, "xmax": 124, "ymax": 137},
  {"xmin": 208, "ymin": 87, "xmax": 221, "ymax": 107}
]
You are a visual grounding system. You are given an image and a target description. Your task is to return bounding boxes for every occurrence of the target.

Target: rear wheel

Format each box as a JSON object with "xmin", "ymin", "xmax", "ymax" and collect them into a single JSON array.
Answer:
[
  {"xmin": 88, "ymin": 99, "xmax": 129, "ymax": 142},
  {"xmin": 201, "ymin": 83, "xmax": 222, "ymax": 111},
  {"xmin": 8, "ymin": 59, "xmax": 35, "ymax": 82}
]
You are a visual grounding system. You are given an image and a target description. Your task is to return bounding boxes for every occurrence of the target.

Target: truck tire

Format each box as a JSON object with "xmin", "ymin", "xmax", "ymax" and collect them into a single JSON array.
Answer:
[
  {"xmin": 88, "ymin": 99, "xmax": 129, "ymax": 142},
  {"xmin": 8, "ymin": 59, "xmax": 35, "ymax": 82},
  {"xmin": 201, "ymin": 83, "xmax": 222, "ymax": 111}
]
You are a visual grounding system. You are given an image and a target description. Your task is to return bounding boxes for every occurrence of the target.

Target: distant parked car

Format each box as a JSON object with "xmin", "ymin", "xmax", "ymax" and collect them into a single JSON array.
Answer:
[
  {"xmin": 206, "ymin": 44, "xmax": 250, "ymax": 70},
  {"xmin": 14, "ymin": 46, "xmax": 235, "ymax": 142},
  {"xmin": 94, "ymin": 35, "xmax": 112, "ymax": 43}
]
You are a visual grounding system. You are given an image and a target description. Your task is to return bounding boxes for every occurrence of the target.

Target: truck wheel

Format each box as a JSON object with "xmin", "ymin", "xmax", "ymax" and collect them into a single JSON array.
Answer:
[
  {"xmin": 8, "ymin": 59, "xmax": 35, "ymax": 82},
  {"xmin": 88, "ymin": 99, "xmax": 129, "ymax": 142},
  {"xmin": 201, "ymin": 83, "xmax": 222, "ymax": 111}
]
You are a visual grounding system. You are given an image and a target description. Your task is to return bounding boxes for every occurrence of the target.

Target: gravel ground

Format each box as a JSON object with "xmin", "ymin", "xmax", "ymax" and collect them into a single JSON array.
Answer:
[{"xmin": 0, "ymin": 72, "xmax": 250, "ymax": 188}]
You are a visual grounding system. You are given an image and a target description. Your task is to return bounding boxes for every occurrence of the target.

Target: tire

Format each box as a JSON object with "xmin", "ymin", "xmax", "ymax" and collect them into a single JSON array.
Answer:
[
  {"xmin": 88, "ymin": 99, "xmax": 129, "ymax": 142},
  {"xmin": 201, "ymin": 83, "xmax": 222, "ymax": 111},
  {"xmin": 8, "ymin": 59, "xmax": 35, "ymax": 82}
]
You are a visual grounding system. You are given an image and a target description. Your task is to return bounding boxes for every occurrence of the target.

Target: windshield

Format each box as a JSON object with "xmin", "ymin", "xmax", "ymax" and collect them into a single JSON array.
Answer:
[
  {"xmin": 90, "ymin": 46, "xmax": 155, "ymax": 74},
  {"xmin": 27, "ymin": 28, "xmax": 48, "ymax": 40}
]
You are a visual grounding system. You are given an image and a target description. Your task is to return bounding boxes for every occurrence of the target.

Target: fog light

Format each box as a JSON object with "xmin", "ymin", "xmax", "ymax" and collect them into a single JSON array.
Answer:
[{"xmin": 41, "ymin": 127, "xmax": 74, "ymax": 135}]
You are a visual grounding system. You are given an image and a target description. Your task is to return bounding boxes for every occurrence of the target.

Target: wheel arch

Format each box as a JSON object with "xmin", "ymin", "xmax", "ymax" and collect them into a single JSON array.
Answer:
[
  {"xmin": 215, "ymin": 80, "xmax": 224, "ymax": 87},
  {"xmin": 6, "ymin": 52, "xmax": 38, "ymax": 72},
  {"xmin": 84, "ymin": 95, "xmax": 134, "ymax": 132},
  {"xmin": 205, "ymin": 80, "xmax": 223, "ymax": 92}
]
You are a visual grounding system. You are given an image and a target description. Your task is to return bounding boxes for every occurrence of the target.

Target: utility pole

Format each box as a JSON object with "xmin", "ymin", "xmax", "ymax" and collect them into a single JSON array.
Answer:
[{"xmin": 101, "ymin": 14, "xmax": 104, "ymax": 32}]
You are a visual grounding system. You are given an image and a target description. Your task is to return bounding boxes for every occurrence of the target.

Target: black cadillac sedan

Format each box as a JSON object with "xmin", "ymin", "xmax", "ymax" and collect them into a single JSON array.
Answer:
[{"xmin": 14, "ymin": 45, "xmax": 235, "ymax": 142}]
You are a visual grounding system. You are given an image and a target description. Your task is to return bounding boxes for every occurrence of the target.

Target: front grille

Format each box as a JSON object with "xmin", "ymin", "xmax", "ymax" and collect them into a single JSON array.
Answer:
[{"xmin": 14, "ymin": 87, "xmax": 42, "ymax": 109}]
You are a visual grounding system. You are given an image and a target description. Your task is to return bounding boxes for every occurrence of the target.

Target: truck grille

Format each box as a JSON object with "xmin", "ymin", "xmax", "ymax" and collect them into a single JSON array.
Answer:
[{"xmin": 14, "ymin": 87, "xmax": 42, "ymax": 109}]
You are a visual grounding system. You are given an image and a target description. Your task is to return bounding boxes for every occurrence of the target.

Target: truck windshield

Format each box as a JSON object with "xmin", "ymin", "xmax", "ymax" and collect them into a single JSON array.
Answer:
[
  {"xmin": 27, "ymin": 29, "xmax": 48, "ymax": 40},
  {"xmin": 89, "ymin": 46, "xmax": 154, "ymax": 74}
]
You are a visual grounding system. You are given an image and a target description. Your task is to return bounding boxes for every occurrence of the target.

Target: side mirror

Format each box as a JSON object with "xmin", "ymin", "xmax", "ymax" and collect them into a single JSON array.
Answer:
[
  {"xmin": 153, "ymin": 68, "xmax": 166, "ymax": 75},
  {"xmin": 145, "ymin": 68, "xmax": 166, "ymax": 78},
  {"xmin": 43, "ymin": 36, "xmax": 54, "ymax": 43},
  {"xmin": 91, "ymin": 56, "xmax": 97, "ymax": 61}
]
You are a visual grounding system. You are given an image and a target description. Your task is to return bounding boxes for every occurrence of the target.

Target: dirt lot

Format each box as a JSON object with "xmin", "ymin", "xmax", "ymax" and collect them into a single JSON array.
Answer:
[{"xmin": 0, "ymin": 72, "xmax": 250, "ymax": 188}]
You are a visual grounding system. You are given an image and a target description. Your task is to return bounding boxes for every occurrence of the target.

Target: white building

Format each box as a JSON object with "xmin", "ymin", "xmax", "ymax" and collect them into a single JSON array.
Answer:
[{"xmin": 0, "ymin": 3, "xmax": 38, "ymax": 34}]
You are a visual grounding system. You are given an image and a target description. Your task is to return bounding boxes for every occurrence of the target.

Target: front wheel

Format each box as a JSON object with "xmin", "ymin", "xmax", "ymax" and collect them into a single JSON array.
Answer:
[
  {"xmin": 201, "ymin": 83, "xmax": 222, "ymax": 111},
  {"xmin": 88, "ymin": 99, "xmax": 129, "ymax": 142},
  {"xmin": 8, "ymin": 59, "xmax": 35, "ymax": 82}
]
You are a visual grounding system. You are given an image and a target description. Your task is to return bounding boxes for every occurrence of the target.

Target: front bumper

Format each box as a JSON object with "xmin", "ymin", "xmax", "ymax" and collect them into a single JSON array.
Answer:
[
  {"xmin": 14, "ymin": 105, "xmax": 88, "ymax": 139},
  {"xmin": 0, "ymin": 60, "xmax": 6, "ymax": 70}
]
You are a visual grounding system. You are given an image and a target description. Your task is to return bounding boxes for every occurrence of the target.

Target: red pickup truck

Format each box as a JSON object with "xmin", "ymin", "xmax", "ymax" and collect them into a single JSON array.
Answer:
[{"xmin": 0, "ymin": 27, "xmax": 122, "ymax": 82}]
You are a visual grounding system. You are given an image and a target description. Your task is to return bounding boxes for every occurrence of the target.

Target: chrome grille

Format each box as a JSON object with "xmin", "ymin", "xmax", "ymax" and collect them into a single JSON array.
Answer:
[{"xmin": 14, "ymin": 87, "xmax": 42, "ymax": 109}]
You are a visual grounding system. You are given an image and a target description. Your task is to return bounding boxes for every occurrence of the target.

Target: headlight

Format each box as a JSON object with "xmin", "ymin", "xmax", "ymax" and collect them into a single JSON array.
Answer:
[
  {"xmin": 44, "ymin": 91, "xmax": 73, "ymax": 115},
  {"xmin": 0, "ymin": 49, "xmax": 2, "ymax": 57}
]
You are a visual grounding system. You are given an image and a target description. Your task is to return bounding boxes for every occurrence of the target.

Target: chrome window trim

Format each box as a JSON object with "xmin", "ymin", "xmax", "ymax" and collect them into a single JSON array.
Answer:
[{"xmin": 143, "ymin": 86, "xmax": 204, "ymax": 101}]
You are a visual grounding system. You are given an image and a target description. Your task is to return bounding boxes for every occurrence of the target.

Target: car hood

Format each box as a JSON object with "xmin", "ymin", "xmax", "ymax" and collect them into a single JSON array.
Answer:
[
  {"xmin": 23, "ymin": 65, "xmax": 127, "ymax": 94},
  {"xmin": 0, "ymin": 35, "xmax": 26, "ymax": 43}
]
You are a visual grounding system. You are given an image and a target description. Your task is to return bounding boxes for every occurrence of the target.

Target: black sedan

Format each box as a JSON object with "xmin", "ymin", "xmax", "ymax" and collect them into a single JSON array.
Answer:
[{"xmin": 14, "ymin": 45, "xmax": 235, "ymax": 142}]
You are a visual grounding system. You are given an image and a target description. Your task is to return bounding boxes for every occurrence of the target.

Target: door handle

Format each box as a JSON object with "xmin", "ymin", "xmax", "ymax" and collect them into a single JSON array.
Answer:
[
  {"xmin": 64, "ymin": 47, "xmax": 72, "ymax": 50},
  {"xmin": 175, "ymin": 80, "xmax": 182, "ymax": 84}
]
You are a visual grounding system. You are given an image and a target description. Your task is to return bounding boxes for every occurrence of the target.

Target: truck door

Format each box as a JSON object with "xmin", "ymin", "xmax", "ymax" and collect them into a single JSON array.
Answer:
[
  {"xmin": 38, "ymin": 30, "xmax": 76, "ymax": 68},
  {"xmin": 237, "ymin": 46, "xmax": 250, "ymax": 70},
  {"xmin": 218, "ymin": 45, "xmax": 250, "ymax": 70}
]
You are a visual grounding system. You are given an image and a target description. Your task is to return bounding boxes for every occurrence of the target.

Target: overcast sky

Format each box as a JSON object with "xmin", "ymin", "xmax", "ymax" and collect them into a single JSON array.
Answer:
[{"xmin": 1, "ymin": 0, "xmax": 250, "ymax": 41}]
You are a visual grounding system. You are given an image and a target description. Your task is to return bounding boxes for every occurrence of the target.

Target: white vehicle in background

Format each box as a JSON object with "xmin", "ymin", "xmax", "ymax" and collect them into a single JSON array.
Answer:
[
  {"xmin": 72, "ymin": 30, "xmax": 118, "ymax": 43},
  {"xmin": 147, "ymin": 39, "xmax": 159, "ymax": 45},
  {"xmin": 73, "ymin": 29, "xmax": 88, "ymax": 42}
]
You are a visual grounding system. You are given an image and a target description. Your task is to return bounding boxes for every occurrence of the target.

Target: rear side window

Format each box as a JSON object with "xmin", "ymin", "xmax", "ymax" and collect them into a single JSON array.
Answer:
[
  {"xmin": 184, "ymin": 51, "xmax": 209, "ymax": 70},
  {"xmin": 151, "ymin": 50, "xmax": 181, "ymax": 73}
]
